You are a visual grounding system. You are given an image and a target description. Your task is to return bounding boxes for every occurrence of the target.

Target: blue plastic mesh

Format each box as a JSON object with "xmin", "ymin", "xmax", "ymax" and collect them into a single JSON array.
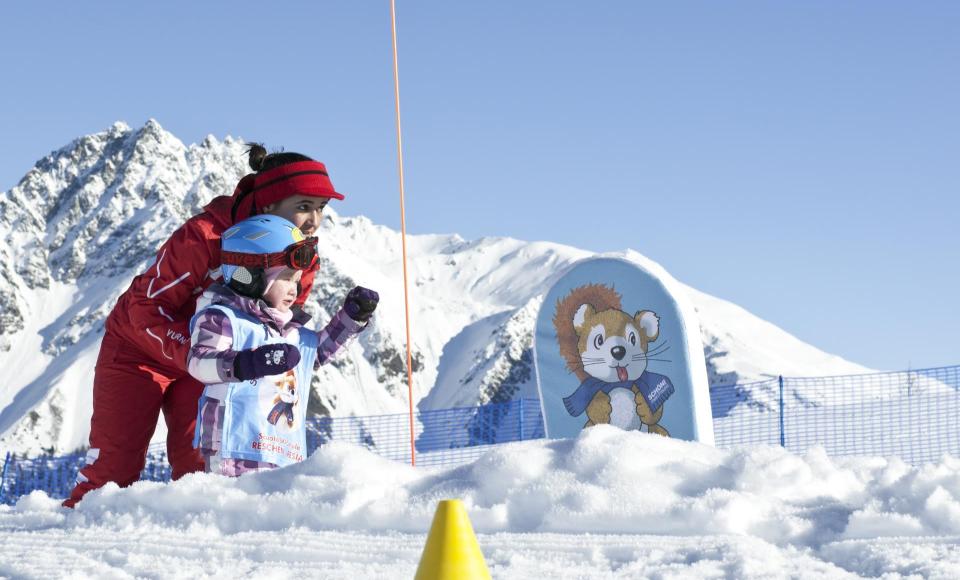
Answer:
[
  {"xmin": 710, "ymin": 377, "xmax": 783, "ymax": 447},
  {"xmin": 3, "ymin": 365, "xmax": 959, "ymax": 504},
  {"xmin": 780, "ymin": 366, "xmax": 960, "ymax": 463}
]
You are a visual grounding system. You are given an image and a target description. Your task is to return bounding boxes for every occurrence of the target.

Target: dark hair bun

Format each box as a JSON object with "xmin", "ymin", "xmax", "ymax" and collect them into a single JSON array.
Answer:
[{"xmin": 246, "ymin": 143, "xmax": 268, "ymax": 172}]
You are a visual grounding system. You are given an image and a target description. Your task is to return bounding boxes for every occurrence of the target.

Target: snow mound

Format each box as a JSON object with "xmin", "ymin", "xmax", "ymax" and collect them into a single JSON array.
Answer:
[
  {"xmin": 5, "ymin": 427, "xmax": 960, "ymax": 543},
  {"xmin": 6, "ymin": 428, "xmax": 960, "ymax": 577}
]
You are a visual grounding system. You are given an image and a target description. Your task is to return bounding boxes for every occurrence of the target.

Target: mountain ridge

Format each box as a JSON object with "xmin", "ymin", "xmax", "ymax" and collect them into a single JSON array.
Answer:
[{"xmin": 0, "ymin": 120, "xmax": 872, "ymax": 454}]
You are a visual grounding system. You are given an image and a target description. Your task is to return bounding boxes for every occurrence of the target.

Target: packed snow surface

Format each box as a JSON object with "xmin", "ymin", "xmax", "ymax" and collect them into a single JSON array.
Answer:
[{"xmin": 3, "ymin": 426, "xmax": 960, "ymax": 578}]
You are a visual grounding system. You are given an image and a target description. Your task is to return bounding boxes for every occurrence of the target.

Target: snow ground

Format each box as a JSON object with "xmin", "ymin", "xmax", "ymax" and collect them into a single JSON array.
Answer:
[{"xmin": 4, "ymin": 426, "xmax": 960, "ymax": 579}]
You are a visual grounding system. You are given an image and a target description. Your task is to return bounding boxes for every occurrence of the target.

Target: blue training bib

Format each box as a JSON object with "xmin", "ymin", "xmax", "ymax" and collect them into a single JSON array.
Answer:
[{"xmin": 192, "ymin": 305, "xmax": 318, "ymax": 467}]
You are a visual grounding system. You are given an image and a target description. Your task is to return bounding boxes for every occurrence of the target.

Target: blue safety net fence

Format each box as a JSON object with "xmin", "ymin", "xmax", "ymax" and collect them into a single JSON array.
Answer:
[{"xmin": 2, "ymin": 364, "xmax": 959, "ymax": 505}]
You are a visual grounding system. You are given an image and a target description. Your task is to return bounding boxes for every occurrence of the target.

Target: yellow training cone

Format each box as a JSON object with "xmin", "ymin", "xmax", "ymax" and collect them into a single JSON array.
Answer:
[{"xmin": 414, "ymin": 499, "xmax": 491, "ymax": 580}]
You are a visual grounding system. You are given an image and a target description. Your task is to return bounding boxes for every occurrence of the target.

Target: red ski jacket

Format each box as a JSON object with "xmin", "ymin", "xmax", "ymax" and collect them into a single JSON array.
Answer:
[{"xmin": 104, "ymin": 195, "xmax": 318, "ymax": 374}]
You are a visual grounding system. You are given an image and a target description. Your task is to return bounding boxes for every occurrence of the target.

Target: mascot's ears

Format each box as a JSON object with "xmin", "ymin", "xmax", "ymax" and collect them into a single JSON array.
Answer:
[
  {"xmin": 573, "ymin": 304, "xmax": 595, "ymax": 333},
  {"xmin": 635, "ymin": 310, "xmax": 660, "ymax": 341}
]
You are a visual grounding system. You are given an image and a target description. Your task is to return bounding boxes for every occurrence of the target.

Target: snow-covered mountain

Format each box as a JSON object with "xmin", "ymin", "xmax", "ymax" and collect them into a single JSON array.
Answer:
[{"xmin": 0, "ymin": 121, "xmax": 871, "ymax": 455}]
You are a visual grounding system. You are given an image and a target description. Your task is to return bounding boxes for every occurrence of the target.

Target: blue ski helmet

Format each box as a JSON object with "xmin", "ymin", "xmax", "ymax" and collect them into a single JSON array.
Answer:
[{"xmin": 220, "ymin": 215, "xmax": 308, "ymax": 298}]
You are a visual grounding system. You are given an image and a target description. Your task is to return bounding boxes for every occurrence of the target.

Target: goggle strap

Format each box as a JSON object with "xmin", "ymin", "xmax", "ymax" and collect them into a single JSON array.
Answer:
[{"xmin": 221, "ymin": 238, "xmax": 318, "ymax": 271}]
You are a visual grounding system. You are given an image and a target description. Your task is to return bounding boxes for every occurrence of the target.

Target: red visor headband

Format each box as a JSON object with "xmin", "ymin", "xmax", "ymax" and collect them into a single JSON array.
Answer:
[{"xmin": 250, "ymin": 161, "xmax": 344, "ymax": 210}]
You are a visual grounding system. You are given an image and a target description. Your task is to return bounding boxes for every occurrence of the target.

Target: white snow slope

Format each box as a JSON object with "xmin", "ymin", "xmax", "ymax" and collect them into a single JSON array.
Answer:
[
  {"xmin": 0, "ymin": 120, "xmax": 871, "ymax": 455},
  {"xmin": 4, "ymin": 426, "xmax": 960, "ymax": 579}
]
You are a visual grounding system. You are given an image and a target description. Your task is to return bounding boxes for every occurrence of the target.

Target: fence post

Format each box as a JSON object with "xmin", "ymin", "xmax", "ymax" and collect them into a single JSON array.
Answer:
[
  {"xmin": 778, "ymin": 376, "xmax": 786, "ymax": 448},
  {"xmin": 519, "ymin": 398, "xmax": 525, "ymax": 441},
  {"xmin": 0, "ymin": 452, "xmax": 11, "ymax": 504}
]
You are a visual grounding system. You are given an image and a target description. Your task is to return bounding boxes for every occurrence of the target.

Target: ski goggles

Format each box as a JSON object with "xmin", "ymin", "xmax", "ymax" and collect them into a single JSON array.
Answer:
[{"xmin": 221, "ymin": 237, "xmax": 319, "ymax": 271}]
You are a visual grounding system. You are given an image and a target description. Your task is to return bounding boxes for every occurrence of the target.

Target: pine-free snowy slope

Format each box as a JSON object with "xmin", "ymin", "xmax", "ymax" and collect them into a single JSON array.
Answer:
[{"xmin": 0, "ymin": 121, "xmax": 871, "ymax": 456}]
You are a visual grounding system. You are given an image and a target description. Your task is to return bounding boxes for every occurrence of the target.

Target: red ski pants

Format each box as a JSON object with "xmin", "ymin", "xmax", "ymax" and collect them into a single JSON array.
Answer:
[{"xmin": 64, "ymin": 333, "xmax": 205, "ymax": 508}]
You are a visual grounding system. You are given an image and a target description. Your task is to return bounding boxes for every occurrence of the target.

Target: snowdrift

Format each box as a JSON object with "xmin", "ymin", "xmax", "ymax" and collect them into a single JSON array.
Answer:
[{"xmin": 4, "ymin": 427, "xmax": 960, "ymax": 577}]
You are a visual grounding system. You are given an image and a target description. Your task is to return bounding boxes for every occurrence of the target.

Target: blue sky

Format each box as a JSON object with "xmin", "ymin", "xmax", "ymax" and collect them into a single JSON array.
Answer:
[{"xmin": 1, "ymin": 1, "xmax": 957, "ymax": 372}]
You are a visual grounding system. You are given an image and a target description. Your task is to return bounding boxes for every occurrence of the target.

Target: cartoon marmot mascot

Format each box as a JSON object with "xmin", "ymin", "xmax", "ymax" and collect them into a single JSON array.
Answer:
[
  {"xmin": 267, "ymin": 370, "xmax": 298, "ymax": 429},
  {"xmin": 553, "ymin": 284, "xmax": 674, "ymax": 436}
]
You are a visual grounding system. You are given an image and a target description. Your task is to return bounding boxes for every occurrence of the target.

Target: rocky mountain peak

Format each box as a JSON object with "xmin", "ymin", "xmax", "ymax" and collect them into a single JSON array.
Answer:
[{"xmin": 0, "ymin": 122, "xmax": 871, "ymax": 455}]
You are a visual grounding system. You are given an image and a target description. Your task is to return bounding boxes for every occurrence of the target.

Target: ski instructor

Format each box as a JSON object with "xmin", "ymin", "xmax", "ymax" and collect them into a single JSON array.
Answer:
[{"xmin": 65, "ymin": 144, "xmax": 342, "ymax": 507}]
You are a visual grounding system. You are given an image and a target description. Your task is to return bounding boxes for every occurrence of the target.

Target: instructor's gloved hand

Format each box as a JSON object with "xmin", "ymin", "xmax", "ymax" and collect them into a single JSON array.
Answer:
[
  {"xmin": 233, "ymin": 343, "xmax": 301, "ymax": 381},
  {"xmin": 344, "ymin": 286, "xmax": 379, "ymax": 323}
]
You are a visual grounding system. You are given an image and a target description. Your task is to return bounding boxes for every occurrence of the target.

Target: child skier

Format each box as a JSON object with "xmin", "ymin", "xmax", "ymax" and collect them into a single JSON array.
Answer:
[{"xmin": 187, "ymin": 214, "xmax": 379, "ymax": 475}]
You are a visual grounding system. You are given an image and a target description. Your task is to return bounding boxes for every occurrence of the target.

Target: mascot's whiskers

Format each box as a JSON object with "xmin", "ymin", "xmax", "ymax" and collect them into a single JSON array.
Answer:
[{"xmin": 553, "ymin": 284, "xmax": 675, "ymax": 436}]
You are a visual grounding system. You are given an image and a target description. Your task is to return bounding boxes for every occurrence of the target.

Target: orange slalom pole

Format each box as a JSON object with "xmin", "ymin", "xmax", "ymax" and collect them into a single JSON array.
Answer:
[{"xmin": 390, "ymin": 0, "xmax": 417, "ymax": 467}]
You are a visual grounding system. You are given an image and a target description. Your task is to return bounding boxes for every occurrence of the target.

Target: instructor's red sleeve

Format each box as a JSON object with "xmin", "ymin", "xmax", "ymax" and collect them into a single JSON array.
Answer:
[{"xmin": 110, "ymin": 222, "xmax": 218, "ymax": 373}]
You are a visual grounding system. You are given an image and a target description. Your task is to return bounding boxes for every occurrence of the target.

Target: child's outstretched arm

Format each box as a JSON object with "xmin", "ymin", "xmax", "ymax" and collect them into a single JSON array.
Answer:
[{"xmin": 314, "ymin": 286, "xmax": 379, "ymax": 369}]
